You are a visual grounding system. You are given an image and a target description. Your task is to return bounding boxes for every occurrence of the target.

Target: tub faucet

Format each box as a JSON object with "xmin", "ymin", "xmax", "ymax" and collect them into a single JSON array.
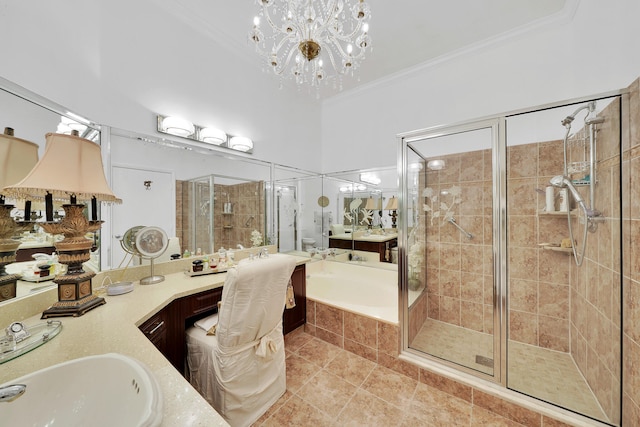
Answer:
[
  {"xmin": 0, "ymin": 384, "xmax": 26, "ymax": 402},
  {"xmin": 349, "ymin": 253, "xmax": 366, "ymax": 262}
]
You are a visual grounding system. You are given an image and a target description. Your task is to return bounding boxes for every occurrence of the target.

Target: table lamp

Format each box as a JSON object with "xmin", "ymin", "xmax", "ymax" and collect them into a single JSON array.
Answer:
[
  {"xmin": 0, "ymin": 127, "xmax": 39, "ymax": 302},
  {"xmin": 384, "ymin": 196, "xmax": 398, "ymax": 228},
  {"xmin": 2, "ymin": 131, "xmax": 121, "ymax": 317}
]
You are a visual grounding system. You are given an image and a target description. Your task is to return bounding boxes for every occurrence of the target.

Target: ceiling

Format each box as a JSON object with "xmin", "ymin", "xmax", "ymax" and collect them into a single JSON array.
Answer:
[{"xmin": 165, "ymin": 0, "xmax": 569, "ymax": 98}]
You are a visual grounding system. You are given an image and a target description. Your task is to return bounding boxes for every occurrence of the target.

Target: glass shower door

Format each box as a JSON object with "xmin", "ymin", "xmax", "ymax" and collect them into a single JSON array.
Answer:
[
  {"xmin": 401, "ymin": 120, "xmax": 500, "ymax": 379},
  {"xmin": 189, "ymin": 175, "xmax": 214, "ymax": 255},
  {"xmin": 505, "ymin": 96, "xmax": 622, "ymax": 425}
]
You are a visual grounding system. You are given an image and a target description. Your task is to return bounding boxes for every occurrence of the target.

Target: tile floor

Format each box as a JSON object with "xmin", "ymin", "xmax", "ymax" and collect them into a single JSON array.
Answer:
[
  {"xmin": 411, "ymin": 319, "xmax": 607, "ymax": 423},
  {"xmin": 252, "ymin": 328, "xmax": 535, "ymax": 426}
]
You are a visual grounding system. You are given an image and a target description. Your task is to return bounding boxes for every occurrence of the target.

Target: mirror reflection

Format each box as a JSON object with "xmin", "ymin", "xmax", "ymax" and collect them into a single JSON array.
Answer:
[
  {"xmin": 270, "ymin": 166, "xmax": 323, "ymax": 255},
  {"xmin": 0, "ymin": 77, "xmax": 400, "ymax": 320},
  {"xmin": 323, "ymin": 168, "xmax": 398, "ymax": 264},
  {"xmin": 107, "ymin": 129, "xmax": 272, "ymax": 270},
  {"xmin": 0, "ymin": 81, "xmax": 101, "ymax": 304},
  {"xmin": 177, "ymin": 175, "xmax": 266, "ymax": 256}
]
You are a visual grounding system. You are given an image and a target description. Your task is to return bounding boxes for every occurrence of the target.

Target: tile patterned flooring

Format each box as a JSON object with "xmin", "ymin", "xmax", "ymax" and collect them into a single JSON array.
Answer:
[
  {"xmin": 252, "ymin": 328, "xmax": 536, "ymax": 426},
  {"xmin": 411, "ymin": 319, "xmax": 607, "ymax": 423}
]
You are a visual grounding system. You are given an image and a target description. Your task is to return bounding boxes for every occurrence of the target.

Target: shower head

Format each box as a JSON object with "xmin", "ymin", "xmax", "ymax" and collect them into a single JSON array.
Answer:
[
  {"xmin": 561, "ymin": 115, "xmax": 575, "ymax": 127},
  {"xmin": 550, "ymin": 175, "xmax": 586, "ymax": 207}
]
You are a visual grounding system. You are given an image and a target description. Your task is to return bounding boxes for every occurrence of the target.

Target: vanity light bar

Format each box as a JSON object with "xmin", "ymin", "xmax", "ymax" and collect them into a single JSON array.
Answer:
[
  {"xmin": 156, "ymin": 115, "xmax": 253, "ymax": 154},
  {"xmin": 359, "ymin": 173, "xmax": 381, "ymax": 185},
  {"xmin": 339, "ymin": 184, "xmax": 367, "ymax": 192}
]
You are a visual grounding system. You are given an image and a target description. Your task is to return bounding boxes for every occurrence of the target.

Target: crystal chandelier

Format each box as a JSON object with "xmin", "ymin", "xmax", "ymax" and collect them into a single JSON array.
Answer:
[{"xmin": 249, "ymin": 0, "xmax": 372, "ymax": 89}]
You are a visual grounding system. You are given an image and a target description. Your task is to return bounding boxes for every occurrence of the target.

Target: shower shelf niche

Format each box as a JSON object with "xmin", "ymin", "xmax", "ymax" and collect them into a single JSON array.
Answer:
[
  {"xmin": 541, "ymin": 245, "xmax": 573, "ymax": 254},
  {"xmin": 537, "ymin": 210, "xmax": 576, "ymax": 217},
  {"xmin": 222, "ymin": 212, "xmax": 233, "ymax": 229}
]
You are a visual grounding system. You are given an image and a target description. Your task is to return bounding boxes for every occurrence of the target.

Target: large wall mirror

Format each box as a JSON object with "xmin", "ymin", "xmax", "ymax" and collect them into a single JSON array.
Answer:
[
  {"xmin": 323, "ymin": 167, "xmax": 399, "ymax": 264},
  {"xmin": 0, "ymin": 78, "xmax": 102, "ymax": 305},
  {"xmin": 105, "ymin": 128, "xmax": 273, "ymax": 270},
  {"xmin": 271, "ymin": 165, "xmax": 323, "ymax": 254},
  {"xmin": 0, "ymin": 75, "xmax": 399, "ymax": 311}
]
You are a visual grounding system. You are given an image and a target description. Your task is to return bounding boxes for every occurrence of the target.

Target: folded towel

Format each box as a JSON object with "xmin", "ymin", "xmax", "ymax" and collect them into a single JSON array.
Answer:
[
  {"xmin": 194, "ymin": 312, "xmax": 219, "ymax": 335},
  {"xmin": 285, "ymin": 280, "xmax": 296, "ymax": 309}
]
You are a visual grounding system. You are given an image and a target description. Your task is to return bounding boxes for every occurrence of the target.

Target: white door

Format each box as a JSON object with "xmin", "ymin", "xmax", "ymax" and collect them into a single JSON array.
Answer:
[
  {"xmin": 109, "ymin": 166, "xmax": 175, "ymax": 268},
  {"xmin": 277, "ymin": 186, "xmax": 297, "ymax": 252}
]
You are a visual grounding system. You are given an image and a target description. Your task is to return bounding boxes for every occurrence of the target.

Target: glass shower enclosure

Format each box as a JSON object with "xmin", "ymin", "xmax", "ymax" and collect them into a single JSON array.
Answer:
[{"xmin": 399, "ymin": 95, "xmax": 623, "ymax": 425}]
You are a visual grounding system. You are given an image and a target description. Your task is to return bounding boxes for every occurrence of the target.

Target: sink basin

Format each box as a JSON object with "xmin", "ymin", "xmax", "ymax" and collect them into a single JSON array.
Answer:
[{"xmin": 0, "ymin": 353, "xmax": 162, "ymax": 426}]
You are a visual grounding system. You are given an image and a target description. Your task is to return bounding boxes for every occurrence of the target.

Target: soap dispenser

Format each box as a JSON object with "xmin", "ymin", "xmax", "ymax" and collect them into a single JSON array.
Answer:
[{"xmin": 218, "ymin": 247, "xmax": 226, "ymax": 265}]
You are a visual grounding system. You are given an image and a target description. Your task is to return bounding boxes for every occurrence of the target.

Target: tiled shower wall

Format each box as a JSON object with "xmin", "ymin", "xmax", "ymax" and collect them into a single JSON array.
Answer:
[
  {"xmin": 506, "ymin": 139, "xmax": 572, "ymax": 352},
  {"xmin": 176, "ymin": 180, "xmax": 266, "ymax": 254},
  {"xmin": 622, "ymin": 77, "xmax": 640, "ymax": 424},
  {"xmin": 568, "ymin": 99, "xmax": 622, "ymax": 423},
  {"xmin": 213, "ymin": 181, "xmax": 266, "ymax": 250},
  {"xmin": 423, "ymin": 149, "xmax": 494, "ymax": 335}
]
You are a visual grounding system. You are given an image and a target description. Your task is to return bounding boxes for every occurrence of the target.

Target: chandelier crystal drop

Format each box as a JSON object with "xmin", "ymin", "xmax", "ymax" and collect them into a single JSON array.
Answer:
[{"xmin": 249, "ymin": 0, "xmax": 372, "ymax": 90}]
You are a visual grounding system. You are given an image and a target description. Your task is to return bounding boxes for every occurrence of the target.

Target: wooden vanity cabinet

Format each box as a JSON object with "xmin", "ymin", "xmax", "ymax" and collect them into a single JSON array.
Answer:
[
  {"xmin": 328, "ymin": 236, "xmax": 398, "ymax": 262},
  {"xmin": 283, "ymin": 264, "xmax": 306, "ymax": 334},
  {"xmin": 15, "ymin": 245, "xmax": 56, "ymax": 262},
  {"xmin": 354, "ymin": 238, "xmax": 397, "ymax": 262},
  {"xmin": 138, "ymin": 263, "xmax": 306, "ymax": 376}
]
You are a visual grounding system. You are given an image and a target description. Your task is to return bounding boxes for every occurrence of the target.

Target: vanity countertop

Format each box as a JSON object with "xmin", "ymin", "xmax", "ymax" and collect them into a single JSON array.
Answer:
[
  {"xmin": 0, "ymin": 254, "xmax": 310, "ymax": 427},
  {"xmin": 330, "ymin": 232, "xmax": 398, "ymax": 242},
  {"xmin": 17, "ymin": 240, "xmax": 56, "ymax": 249}
]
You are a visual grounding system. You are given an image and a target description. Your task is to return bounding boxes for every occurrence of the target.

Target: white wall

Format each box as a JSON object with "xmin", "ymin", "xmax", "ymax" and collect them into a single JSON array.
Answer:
[
  {"xmin": 2, "ymin": 1, "xmax": 639, "ymax": 177},
  {"xmin": 320, "ymin": 0, "xmax": 640, "ymax": 173},
  {"xmin": 0, "ymin": 0, "xmax": 322, "ymax": 172}
]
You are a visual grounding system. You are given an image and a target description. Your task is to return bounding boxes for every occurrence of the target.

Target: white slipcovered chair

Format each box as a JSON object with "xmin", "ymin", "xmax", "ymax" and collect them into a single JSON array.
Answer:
[{"xmin": 185, "ymin": 254, "xmax": 296, "ymax": 427}]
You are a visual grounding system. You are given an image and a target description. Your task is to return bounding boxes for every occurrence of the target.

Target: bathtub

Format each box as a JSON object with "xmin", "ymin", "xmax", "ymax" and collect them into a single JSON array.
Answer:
[{"xmin": 305, "ymin": 260, "xmax": 398, "ymax": 324}]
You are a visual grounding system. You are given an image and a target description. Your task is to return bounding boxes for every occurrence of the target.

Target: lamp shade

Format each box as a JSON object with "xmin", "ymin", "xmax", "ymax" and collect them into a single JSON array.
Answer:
[
  {"xmin": 364, "ymin": 197, "xmax": 380, "ymax": 210},
  {"xmin": 2, "ymin": 132, "xmax": 121, "ymax": 203},
  {"xmin": 0, "ymin": 129, "xmax": 39, "ymax": 193},
  {"xmin": 384, "ymin": 196, "xmax": 398, "ymax": 210}
]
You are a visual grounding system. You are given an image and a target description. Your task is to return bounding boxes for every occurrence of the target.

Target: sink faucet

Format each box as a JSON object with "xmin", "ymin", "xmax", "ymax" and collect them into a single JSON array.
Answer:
[
  {"xmin": 0, "ymin": 384, "xmax": 26, "ymax": 402},
  {"xmin": 31, "ymin": 253, "xmax": 54, "ymax": 262}
]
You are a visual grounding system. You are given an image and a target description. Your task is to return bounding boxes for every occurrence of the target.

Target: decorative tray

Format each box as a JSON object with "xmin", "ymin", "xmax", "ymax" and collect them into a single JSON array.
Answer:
[
  {"xmin": 184, "ymin": 267, "xmax": 229, "ymax": 277},
  {"xmin": 0, "ymin": 320, "xmax": 63, "ymax": 364},
  {"xmin": 19, "ymin": 274, "xmax": 55, "ymax": 283}
]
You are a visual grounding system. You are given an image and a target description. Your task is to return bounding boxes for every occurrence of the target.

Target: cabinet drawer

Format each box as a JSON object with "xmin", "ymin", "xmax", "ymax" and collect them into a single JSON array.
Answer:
[
  {"xmin": 183, "ymin": 288, "xmax": 223, "ymax": 318},
  {"xmin": 140, "ymin": 312, "xmax": 166, "ymax": 337}
]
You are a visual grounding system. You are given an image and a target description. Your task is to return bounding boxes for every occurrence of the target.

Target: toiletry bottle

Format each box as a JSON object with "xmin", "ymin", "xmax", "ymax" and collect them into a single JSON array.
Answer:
[
  {"xmin": 558, "ymin": 189, "xmax": 568, "ymax": 212},
  {"xmin": 183, "ymin": 249, "xmax": 191, "ymax": 258},
  {"xmin": 545, "ymin": 186, "xmax": 555, "ymax": 212}
]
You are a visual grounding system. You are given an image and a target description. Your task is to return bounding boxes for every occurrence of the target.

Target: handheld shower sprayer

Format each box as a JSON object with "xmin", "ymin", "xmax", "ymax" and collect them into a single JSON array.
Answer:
[
  {"xmin": 550, "ymin": 175, "xmax": 601, "ymax": 219},
  {"xmin": 550, "ymin": 175, "xmax": 586, "ymax": 209}
]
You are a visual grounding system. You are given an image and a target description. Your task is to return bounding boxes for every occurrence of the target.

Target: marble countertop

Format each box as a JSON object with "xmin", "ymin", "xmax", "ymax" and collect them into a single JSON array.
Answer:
[{"xmin": 0, "ymin": 253, "xmax": 310, "ymax": 427}]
